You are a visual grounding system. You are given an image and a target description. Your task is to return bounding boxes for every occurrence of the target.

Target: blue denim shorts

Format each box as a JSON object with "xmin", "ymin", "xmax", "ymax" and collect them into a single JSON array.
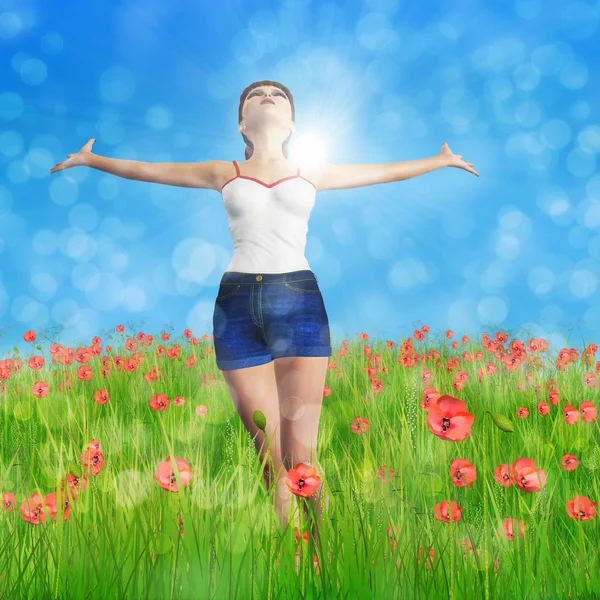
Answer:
[{"xmin": 212, "ymin": 270, "xmax": 333, "ymax": 371}]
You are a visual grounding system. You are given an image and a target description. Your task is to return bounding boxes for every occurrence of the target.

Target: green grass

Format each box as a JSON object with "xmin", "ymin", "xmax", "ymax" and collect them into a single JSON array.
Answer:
[{"xmin": 0, "ymin": 328, "xmax": 599, "ymax": 599}]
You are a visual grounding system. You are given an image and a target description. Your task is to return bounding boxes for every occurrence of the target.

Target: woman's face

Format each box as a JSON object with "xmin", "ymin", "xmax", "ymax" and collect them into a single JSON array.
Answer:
[{"xmin": 241, "ymin": 86, "xmax": 292, "ymax": 128}]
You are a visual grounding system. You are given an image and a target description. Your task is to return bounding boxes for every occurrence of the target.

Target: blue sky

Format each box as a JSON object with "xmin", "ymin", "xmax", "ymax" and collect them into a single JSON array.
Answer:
[{"xmin": 1, "ymin": 0, "xmax": 599, "ymax": 360}]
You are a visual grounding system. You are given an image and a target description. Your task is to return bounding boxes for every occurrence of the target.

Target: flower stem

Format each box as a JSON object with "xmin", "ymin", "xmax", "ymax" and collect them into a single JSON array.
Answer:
[
  {"xmin": 450, "ymin": 521, "xmax": 455, "ymax": 600},
  {"xmin": 483, "ymin": 417, "xmax": 490, "ymax": 600}
]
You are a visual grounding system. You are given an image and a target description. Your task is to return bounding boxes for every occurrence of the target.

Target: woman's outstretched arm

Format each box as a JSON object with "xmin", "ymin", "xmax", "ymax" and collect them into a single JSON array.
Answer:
[
  {"xmin": 50, "ymin": 138, "xmax": 221, "ymax": 189},
  {"xmin": 89, "ymin": 155, "xmax": 221, "ymax": 189},
  {"xmin": 316, "ymin": 142, "xmax": 479, "ymax": 192}
]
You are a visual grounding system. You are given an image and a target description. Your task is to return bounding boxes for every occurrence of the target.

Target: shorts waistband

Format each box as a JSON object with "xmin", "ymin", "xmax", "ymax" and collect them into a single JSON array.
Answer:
[{"xmin": 220, "ymin": 270, "xmax": 318, "ymax": 285}]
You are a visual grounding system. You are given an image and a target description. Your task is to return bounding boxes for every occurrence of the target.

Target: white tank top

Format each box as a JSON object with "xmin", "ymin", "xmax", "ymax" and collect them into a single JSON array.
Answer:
[{"xmin": 220, "ymin": 160, "xmax": 317, "ymax": 273}]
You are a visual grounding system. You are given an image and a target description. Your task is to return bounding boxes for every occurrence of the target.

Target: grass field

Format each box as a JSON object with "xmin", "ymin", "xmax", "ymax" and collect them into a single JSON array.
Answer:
[{"xmin": 0, "ymin": 324, "xmax": 598, "ymax": 599}]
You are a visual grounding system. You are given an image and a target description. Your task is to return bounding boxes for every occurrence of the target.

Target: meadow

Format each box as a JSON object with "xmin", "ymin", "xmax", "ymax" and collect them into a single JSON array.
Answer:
[{"xmin": 0, "ymin": 323, "xmax": 598, "ymax": 599}]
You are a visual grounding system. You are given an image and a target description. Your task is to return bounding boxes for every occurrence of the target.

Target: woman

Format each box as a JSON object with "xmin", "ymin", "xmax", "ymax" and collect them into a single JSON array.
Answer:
[{"xmin": 50, "ymin": 80, "xmax": 479, "ymax": 543}]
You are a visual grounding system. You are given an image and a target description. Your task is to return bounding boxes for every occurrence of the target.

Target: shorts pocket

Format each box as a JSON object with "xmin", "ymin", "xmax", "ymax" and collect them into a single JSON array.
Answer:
[
  {"xmin": 216, "ymin": 283, "xmax": 241, "ymax": 301},
  {"xmin": 283, "ymin": 278, "xmax": 320, "ymax": 293}
]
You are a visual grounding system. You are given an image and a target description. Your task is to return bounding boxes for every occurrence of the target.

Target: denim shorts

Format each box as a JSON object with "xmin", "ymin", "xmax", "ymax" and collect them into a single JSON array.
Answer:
[{"xmin": 212, "ymin": 270, "xmax": 333, "ymax": 371}]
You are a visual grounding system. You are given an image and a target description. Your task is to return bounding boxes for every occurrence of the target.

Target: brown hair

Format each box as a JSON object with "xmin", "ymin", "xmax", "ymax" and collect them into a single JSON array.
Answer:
[{"xmin": 238, "ymin": 81, "xmax": 295, "ymax": 160}]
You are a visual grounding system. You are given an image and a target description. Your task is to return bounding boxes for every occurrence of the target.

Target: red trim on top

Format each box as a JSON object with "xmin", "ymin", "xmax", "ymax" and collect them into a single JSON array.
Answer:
[{"xmin": 221, "ymin": 160, "xmax": 316, "ymax": 192}]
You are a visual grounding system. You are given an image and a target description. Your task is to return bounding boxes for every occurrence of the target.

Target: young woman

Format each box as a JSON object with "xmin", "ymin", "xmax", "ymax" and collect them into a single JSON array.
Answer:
[{"xmin": 50, "ymin": 80, "xmax": 479, "ymax": 539}]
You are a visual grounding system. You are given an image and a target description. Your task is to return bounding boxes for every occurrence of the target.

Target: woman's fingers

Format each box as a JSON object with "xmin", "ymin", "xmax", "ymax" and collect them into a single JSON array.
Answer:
[
  {"xmin": 51, "ymin": 155, "xmax": 76, "ymax": 172},
  {"xmin": 456, "ymin": 160, "xmax": 478, "ymax": 177},
  {"xmin": 460, "ymin": 159, "xmax": 479, "ymax": 176},
  {"xmin": 51, "ymin": 139, "xmax": 95, "ymax": 174},
  {"xmin": 445, "ymin": 150, "xmax": 479, "ymax": 177}
]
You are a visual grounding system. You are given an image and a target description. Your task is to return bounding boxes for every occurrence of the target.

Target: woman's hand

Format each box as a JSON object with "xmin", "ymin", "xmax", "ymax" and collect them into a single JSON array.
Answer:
[
  {"xmin": 439, "ymin": 142, "xmax": 479, "ymax": 177},
  {"xmin": 50, "ymin": 138, "xmax": 96, "ymax": 174}
]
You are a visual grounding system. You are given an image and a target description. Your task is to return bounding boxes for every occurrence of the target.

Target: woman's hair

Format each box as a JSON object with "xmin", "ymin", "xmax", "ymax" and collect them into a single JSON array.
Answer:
[{"xmin": 238, "ymin": 80, "xmax": 295, "ymax": 160}]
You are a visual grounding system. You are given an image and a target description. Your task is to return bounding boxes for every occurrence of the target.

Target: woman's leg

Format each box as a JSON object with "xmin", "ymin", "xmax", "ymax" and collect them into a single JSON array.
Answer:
[
  {"xmin": 274, "ymin": 355, "xmax": 330, "ymax": 550},
  {"xmin": 221, "ymin": 361, "xmax": 293, "ymax": 528}
]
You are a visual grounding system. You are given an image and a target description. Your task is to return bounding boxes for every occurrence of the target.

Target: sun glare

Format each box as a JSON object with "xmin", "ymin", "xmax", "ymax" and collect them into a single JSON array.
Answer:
[{"xmin": 289, "ymin": 133, "xmax": 327, "ymax": 167}]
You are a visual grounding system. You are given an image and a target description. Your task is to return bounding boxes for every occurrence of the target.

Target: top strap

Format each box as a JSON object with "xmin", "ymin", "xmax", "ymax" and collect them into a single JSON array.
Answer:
[{"xmin": 297, "ymin": 165, "xmax": 301, "ymax": 176}]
